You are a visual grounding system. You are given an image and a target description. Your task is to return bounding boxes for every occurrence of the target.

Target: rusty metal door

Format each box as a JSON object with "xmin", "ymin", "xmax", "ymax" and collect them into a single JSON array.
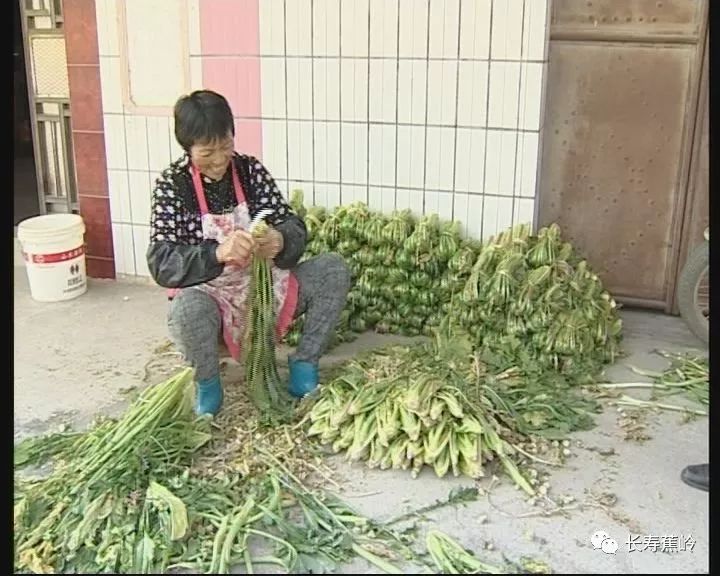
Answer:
[{"xmin": 537, "ymin": 0, "xmax": 708, "ymax": 311}]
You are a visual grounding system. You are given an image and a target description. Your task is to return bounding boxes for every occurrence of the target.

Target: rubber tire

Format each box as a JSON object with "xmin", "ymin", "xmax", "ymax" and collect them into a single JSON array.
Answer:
[{"xmin": 676, "ymin": 241, "xmax": 709, "ymax": 344}]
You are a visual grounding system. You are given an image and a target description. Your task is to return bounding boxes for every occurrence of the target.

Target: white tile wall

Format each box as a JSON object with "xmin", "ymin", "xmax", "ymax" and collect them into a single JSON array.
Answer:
[
  {"xmin": 262, "ymin": 120, "xmax": 287, "ymax": 179},
  {"xmin": 394, "ymin": 188, "xmax": 424, "ymax": 217},
  {"xmin": 287, "ymin": 121, "xmax": 314, "ymax": 182},
  {"xmin": 285, "ymin": 0, "xmax": 312, "ymax": 56},
  {"xmin": 108, "ymin": 170, "xmax": 131, "ymax": 223},
  {"xmin": 340, "ymin": 123, "xmax": 369, "ymax": 184},
  {"xmin": 98, "ymin": 0, "xmax": 551, "ymax": 276},
  {"xmin": 396, "ymin": 125, "xmax": 425, "ymax": 189},
  {"xmin": 146, "ymin": 117, "xmax": 172, "ymax": 172},
  {"xmin": 95, "ymin": 0, "xmax": 120, "ymax": 57},
  {"xmin": 340, "ymin": 60, "xmax": 369, "ymax": 121},
  {"xmin": 189, "ymin": 57, "xmax": 204, "ymax": 91},
  {"xmin": 368, "ymin": 124, "xmax": 396, "ymax": 187},
  {"xmin": 465, "ymin": 195, "xmax": 484, "ymax": 238},
  {"xmin": 397, "ymin": 60, "xmax": 427, "ymax": 124},
  {"xmin": 132, "ymin": 225, "xmax": 151, "ymax": 277},
  {"xmin": 398, "ymin": 0, "xmax": 428, "ymax": 58},
  {"xmin": 369, "ymin": 60, "xmax": 397, "ymax": 123},
  {"xmin": 124, "ymin": 0, "xmax": 186, "ymax": 108},
  {"xmin": 515, "ymin": 130, "xmax": 540, "ymax": 198},
  {"xmin": 452, "ymin": 192, "xmax": 470, "ymax": 234},
  {"xmin": 484, "ymin": 130, "xmax": 517, "ymax": 196},
  {"xmin": 187, "ymin": 0, "xmax": 201, "ymax": 56},
  {"xmin": 261, "ymin": 58, "xmax": 286, "ymax": 118},
  {"xmin": 457, "ymin": 61, "xmax": 489, "ymax": 127},
  {"xmin": 424, "ymin": 126, "xmax": 455, "ymax": 190},
  {"xmin": 259, "ymin": 0, "xmax": 286, "ymax": 56},
  {"xmin": 313, "ymin": 122, "xmax": 341, "ymax": 182},
  {"xmin": 424, "ymin": 190, "xmax": 454, "ymax": 220},
  {"xmin": 128, "ymin": 171, "xmax": 153, "ymax": 225},
  {"xmin": 313, "ymin": 0, "xmax": 341, "ymax": 56},
  {"xmin": 518, "ymin": 62, "xmax": 544, "ymax": 130},
  {"xmin": 99, "ymin": 57, "xmax": 122, "ymax": 114},
  {"xmin": 168, "ymin": 117, "xmax": 184, "ymax": 160},
  {"xmin": 314, "ymin": 183, "xmax": 341, "ymax": 209},
  {"xmin": 370, "ymin": 0, "xmax": 399, "ymax": 57},
  {"xmin": 513, "ymin": 197, "xmax": 536, "ymax": 227},
  {"xmin": 103, "ymin": 114, "xmax": 127, "ymax": 170},
  {"xmin": 313, "ymin": 59, "xmax": 341, "ymax": 121},
  {"xmin": 490, "ymin": 0, "xmax": 524, "ymax": 60},
  {"xmin": 286, "ymin": 58, "xmax": 313, "ymax": 119},
  {"xmin": 488, "ymin": 61, "xmax": 521, "ymax": 129},
  {"xmin": 426, "ymin": 61, "xmax": 457, "ymax": 126},
  {"xmin": 112, "ymin": 224, "xmax": 136, "ymax": 275},
  {"xmin": 341, "ymin": 184, "xmax": 368, "ymax": 205},
  {"xmin": 454, "ymin": 128, "xmax": 486, "ymax": 194},
  {"xmin": 368, "ymin": 186, "xmax": 396, "ymax": 212},
  {"xmin": 522, "ymin": 0, "xmax": 549, "ymax": 60},
  {"xmin": 482, "ymin": 195, "xmax": 514, "ymax": 238},
  {"xmin": 429, "ymin": 0, "xmax": 460, "ymax": 58},
  {"xmin": 341, "ymin": 0, "xmax": 370, "ymax": 57},
  {"xmin": 459, "ymin": 0, "xmax": 491, "ymax": 60},
  {"xmin": 124, "ymin": 116, "xmax": 150, "ymax": 171}
]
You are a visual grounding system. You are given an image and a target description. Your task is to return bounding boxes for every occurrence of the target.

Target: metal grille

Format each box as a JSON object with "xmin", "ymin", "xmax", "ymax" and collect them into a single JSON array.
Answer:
[
  {"xmin": 20, "ymin": 0, "xmax": 77, "ymax": 214},
  {"xmin": 30, "ymin": 36, "xmax": 69, "ymax": 98},
  {"xmin": 34, "ymin": 100, "xmax": 78, "ymax": 211}
]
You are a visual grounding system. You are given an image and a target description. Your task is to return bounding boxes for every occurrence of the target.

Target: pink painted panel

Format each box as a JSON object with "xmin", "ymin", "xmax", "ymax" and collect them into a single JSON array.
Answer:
[
  {"xmin": 234, "ymin": 118, "xmax": 263, "ymax": 160},
  {"xmin": 203, "ymin": 57, "xmax": 262, "ymax": 118},
  {"xmin": 200, "ymin": 0, "xmax": 260, "ymax": 55}
]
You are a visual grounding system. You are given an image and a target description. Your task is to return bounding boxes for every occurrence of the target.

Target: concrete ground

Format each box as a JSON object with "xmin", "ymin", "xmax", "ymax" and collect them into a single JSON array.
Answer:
[{"xmin": 14, "ymin": 252, "xmax": 709, "ymax": 574}]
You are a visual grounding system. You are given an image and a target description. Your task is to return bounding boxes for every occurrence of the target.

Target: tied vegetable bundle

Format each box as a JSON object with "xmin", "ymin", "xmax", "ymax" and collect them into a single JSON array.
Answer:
[
  {"xmin": 288, "ymin": 199, "xmax": 478, "ymax": 344},
  {"xmin": 456, "ymin": 223, "xmax": 622, "ymax": 379},
  {"xmin": 285, "ymin": 192, "xmax": 622, "ymax": 388},
  {"xmin": 243, "ymin": 220, "xmax": 293, "ymax": 416},
  {"xmin": 305, "ymin": 325, "xmax": 534, "ymax": 494}
]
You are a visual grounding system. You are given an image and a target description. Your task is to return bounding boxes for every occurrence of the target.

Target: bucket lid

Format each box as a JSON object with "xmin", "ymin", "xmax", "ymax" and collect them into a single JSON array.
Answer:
[{"xmin": 17, "ymin": 214, "xmax": 85, "ymax": 242}]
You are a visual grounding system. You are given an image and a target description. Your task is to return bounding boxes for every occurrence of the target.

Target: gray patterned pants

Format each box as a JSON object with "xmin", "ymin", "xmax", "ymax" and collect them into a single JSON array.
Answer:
[{"xmin": 168, "ymin": 253, "xmax": 351, "ymax": 381}]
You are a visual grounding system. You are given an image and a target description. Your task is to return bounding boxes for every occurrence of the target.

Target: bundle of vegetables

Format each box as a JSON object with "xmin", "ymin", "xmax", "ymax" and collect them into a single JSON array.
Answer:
[
  {"xmin": 14, "ymin": 369, "xmax": 411, "ymax": 574},
  {"xmin": 287, "ymin": 200, "xmax": 481, "ymax": 343},
  {"xmin": 305, "ymin": 324, "xmax": 535, "ymax": 494},
  {"xmin": 285, "ymin": 193, "xmax": 622, "ymax": 389},
  {"xmin": 455, "ymin": 222, "xmax": 622, "ymax": 380},
  {"xmin": 14, "ymin": 368, "xmax": 211, "ymax": 573},
  {"xmin": 243, "ymin": 220, "xmax": 293, "ymax": 417}
]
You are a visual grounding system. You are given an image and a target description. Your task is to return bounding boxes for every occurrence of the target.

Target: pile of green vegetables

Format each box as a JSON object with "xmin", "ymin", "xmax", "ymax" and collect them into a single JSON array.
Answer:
[
  {"xmin": 14, "ymin": 369, "xmax": 410, "ymax": 574},
  {"xmin": 286, "ymin": 191, "xmax": 622, "ymax": 384},
  {"xmin": 454, "ymin": 222, "xmax": 621, "ymax": 380},
  {"xmin": 305, "ymin": 324, "xmax": 536, "ymax": 493}
]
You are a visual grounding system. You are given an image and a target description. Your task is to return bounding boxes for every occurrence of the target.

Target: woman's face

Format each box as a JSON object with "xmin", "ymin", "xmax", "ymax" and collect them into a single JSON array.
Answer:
[{"xmin": 190, "ymin": 132, "xmax": 234, "ymax": 181}]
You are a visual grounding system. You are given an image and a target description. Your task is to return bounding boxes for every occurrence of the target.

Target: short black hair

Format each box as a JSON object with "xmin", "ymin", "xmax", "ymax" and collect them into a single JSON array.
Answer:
[{"xmin": 173, "ymin": 90, "xmax": 235, "ymax": 151}]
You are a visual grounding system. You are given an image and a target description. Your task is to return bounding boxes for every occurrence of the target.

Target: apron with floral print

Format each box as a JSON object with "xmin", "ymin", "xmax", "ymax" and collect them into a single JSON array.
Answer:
[{"xmin": 173, "ymin": 162, "xmax": 298, "ymax": 361}]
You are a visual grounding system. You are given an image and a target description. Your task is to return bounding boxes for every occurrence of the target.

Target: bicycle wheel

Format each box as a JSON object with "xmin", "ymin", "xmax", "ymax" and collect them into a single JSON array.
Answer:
[{"xmin": 676, "ymin": 241, "xmax": 709, "ymax": 344}]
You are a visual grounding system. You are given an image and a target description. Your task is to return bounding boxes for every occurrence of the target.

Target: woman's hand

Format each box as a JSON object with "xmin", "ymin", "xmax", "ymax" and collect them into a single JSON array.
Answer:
[
  {"xmin": 254, "ymin": 227, "xmax": 284, "ymax": 260},
  {"xmin": 215, "ymin": 230, "xmax": 255, "ymax": 267}
]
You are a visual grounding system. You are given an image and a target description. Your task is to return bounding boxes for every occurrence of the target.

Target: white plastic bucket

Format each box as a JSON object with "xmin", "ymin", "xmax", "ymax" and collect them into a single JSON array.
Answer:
[{"xmin": 17, "ymin": 214, "xmax": 88, "ymax": 303}]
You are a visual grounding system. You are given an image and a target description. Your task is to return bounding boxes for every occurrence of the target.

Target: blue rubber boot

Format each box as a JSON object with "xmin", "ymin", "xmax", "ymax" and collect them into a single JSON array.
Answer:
[
  {"xmin": 195, "ymin": 374, "xmax": 223, "ymax": 416},
  {"xmin": 288, "ymin": 359, "xmax": 319, "ymax": 399}
]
